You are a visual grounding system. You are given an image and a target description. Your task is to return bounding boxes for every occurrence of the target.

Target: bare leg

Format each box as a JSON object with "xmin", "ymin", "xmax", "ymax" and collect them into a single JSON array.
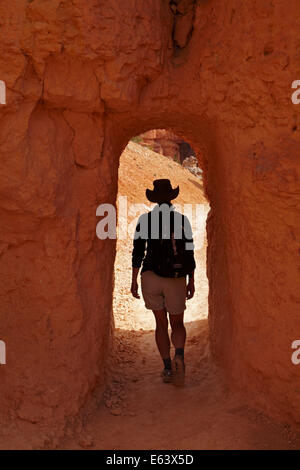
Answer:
[
  {"xmin": 169, "ymin": 313, "xmax": 186, "ymax": 386},
  {"xmin": 152, "ymin": 308, "xmax": 170, "ymax": 359},
  {"xmin": 169, "ymin": 313, "xmax": 186, "ymax": 350}
]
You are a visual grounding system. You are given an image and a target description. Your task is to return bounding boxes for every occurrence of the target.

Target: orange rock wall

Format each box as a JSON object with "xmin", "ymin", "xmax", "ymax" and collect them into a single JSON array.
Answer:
[{"xmin": 0, "ymin": 0, "xmax": 300, "ymax": 430}]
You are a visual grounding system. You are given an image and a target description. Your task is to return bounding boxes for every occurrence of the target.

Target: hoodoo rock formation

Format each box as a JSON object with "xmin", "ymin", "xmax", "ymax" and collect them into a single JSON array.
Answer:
[
  {"xmin": 0, "ymin": 0, "xmax": 300, "ymax": 441},
  {"xmin": 138, "ymin": 129, "xmax": 196, "ymax": 164}
]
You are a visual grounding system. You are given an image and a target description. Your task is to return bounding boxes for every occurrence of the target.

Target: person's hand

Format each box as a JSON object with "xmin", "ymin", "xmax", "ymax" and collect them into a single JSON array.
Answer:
[
  {"xmin": 186, "ymin": 278, "xmax": 195, "ymax": 299},
  {"xmin": 131, "ymin": 279, "xmax": 140, "ymax": 299}
]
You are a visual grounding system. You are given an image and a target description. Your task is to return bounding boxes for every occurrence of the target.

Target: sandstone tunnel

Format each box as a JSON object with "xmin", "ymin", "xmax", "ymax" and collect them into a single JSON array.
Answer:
[{"xmin": 0, "ymin": 0, "xmax": 299, "ymax": 438}]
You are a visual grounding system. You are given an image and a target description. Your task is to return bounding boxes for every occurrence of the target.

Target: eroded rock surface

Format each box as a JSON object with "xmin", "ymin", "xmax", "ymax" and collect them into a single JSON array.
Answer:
[
  {"xmin": 138, "ymin": 129, "xmax": 197, "ymax": 165},
  {"xmin": 0, "ymin": 0, "xmax": 299, "ymax": 440}
]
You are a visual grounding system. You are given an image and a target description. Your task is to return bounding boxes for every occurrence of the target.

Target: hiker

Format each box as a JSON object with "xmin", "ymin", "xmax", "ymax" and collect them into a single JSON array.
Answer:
[{"xmin": 131, "ymin": 179, "xmax": 196, "ymax": 386}]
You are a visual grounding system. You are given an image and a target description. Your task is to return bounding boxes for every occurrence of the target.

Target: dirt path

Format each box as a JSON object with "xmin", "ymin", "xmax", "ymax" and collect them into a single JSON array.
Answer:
[{"xmin": 62, "ymin": 233, "xmax": 299, "ymax": 450}]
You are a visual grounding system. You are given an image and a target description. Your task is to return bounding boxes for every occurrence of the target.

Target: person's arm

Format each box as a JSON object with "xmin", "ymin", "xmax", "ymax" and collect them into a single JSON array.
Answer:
[
  {"xmin": 131, "ymin": 267, "xmax": 140, "ymax": 299},
  {"xmin": 183, "ymin": 215, "xmax": 196, "ymax": 299},
  {"xmin": 131, "ymin": 217, "xmax": 146, "ymax": 299},
  {"xmin": 186, "ymin": 270, "xmax": 195, "ymax": 299}
]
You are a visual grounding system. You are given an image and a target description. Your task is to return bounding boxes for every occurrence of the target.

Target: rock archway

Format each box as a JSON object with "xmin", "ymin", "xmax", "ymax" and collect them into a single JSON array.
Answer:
[{"xmin": 0, "ymin": 0, "xmax": 299, "ymax": 438}]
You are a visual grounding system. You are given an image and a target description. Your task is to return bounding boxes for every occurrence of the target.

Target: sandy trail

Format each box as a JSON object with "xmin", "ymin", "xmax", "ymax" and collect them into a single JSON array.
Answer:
[{"xmin": 62, "ymin": 227, "xmax": 299, "ymax": 450}]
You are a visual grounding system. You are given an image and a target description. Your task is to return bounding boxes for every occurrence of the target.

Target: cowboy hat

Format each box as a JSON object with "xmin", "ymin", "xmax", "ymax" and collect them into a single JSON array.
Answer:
[{"xmin": 146, "ymin": 179, "xmax": 179, "ymax": 203}]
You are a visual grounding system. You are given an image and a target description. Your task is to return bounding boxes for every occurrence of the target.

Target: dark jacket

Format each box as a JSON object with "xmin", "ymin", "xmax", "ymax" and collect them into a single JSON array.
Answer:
[{"xmin": 132, "ymin": 204, "xmax": 196, "ymax": 278}]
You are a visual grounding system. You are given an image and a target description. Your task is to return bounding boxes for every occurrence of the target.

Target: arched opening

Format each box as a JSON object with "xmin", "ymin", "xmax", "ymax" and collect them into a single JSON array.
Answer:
[
  {"xmin": 113, "ymin": 129, "xmax": 209, "ymax": 333},
  {"xmin": 97, "ymin": 127, "xmax": 212, "ymax": 427},
  {"xmin": 78, "ymin": 126, "xmax": 300, "ymax": 450}
]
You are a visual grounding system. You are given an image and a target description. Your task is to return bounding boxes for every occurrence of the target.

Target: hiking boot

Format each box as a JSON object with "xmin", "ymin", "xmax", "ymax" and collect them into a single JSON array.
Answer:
[
  {"xmin": 161, "ymin": 368, "xmax": 173, "ymax": 383},
  {"xmin": 172, "ymin": 355, "xmax": 185, "ymax": 386}
]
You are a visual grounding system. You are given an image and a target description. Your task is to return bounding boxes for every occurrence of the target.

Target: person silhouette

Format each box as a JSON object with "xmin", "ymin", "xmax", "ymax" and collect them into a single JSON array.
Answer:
[{"xmin": 131, "ymin": 179, "xmax": 196, "ymax": 385}]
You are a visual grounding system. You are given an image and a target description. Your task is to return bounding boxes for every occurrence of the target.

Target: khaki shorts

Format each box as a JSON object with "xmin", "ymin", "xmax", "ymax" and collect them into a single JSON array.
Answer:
[{"xmin": 141, "ymin": 270, "xmax": 187, "ymax": 315}]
